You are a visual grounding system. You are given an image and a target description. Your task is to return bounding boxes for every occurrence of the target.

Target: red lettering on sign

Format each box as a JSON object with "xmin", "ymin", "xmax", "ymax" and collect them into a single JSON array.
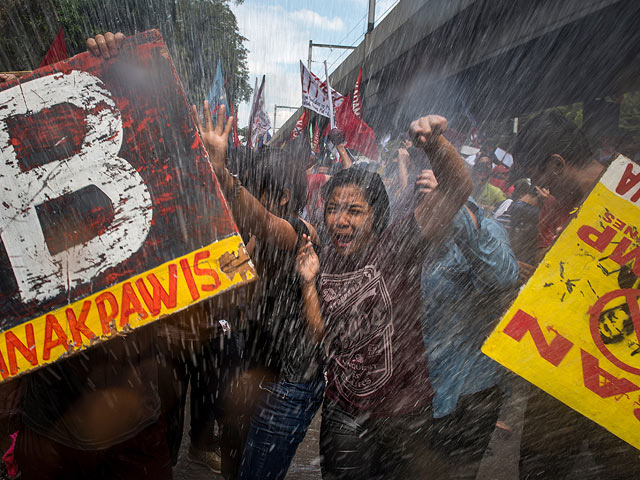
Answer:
[
  {"xmin": 577, "ymin": 225, "xmax": 617, "ymax": 252},
  {"xmin": 5, "ymin": 324, "xmax": 37, "ymax": 375},
  {"xmin": 0, "ymin": 351, "xmax": 8, "ymax": 380},
  {"xmin": 120, "ymin": 282, "xmax": 148, "ymax": 327},
  {"xmin": 624, "ymin": 225, "xmax": 640, "ymax": 242},
  {"xmin": 581, "ymin": 349, "xmax": 640, "ymax": 398},
  {"xmin": 613, "ymin": 219, "xmax": 627, "ymax": 231},
  {"xmin": 65, "ymin": 300, "xmax": 96, "ymax": 344},
  {"xmin": 193, "ymin": 251, "xmax": 221, "ymax": 292},
  {"xmin": 136, "ymin": 264, "xmax": 178, "ymax": 315},
  {"xmin": 43, "ymin": 314, "xmax": 69, "ymax": 361},
  {"xmin": 503, "ymin": 309, "xmax": 574, "ymax": 366},
  {"xmin": 180, "ymin": 258, "xmax": 200, "ymax": 301},
  {"xmin": 616, "ymin": 163, "xmax": 640, "ymax": 199},
  {"xmin": 96, "ymin": 292, "xmax": 118, "ymax": 334},
  {"xmin": 609, "ymin": 237, "xmax": 640, "ymax": 276}
]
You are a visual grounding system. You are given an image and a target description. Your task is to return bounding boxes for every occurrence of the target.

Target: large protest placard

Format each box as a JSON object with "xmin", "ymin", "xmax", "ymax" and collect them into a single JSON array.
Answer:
[
  {"xmin": 300, "ymin": 61, "xmax": 344, "ymax": 119},
  {"xmin": 0, "ymin": 30, "xmax": 256, "ymax": 383},
  {"xmin": 483, "ymin": 155, "xmax": 640, "ymax": 449}
]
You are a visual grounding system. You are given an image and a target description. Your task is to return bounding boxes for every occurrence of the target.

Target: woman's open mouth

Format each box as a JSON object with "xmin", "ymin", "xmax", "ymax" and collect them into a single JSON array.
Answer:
[{"xmin": 333, "ymin": 233, "xmax": 354, "ymax": 249}]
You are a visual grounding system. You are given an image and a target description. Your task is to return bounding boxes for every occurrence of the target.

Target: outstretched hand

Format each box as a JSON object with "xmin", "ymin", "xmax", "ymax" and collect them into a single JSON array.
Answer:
[
  {"xmin": 86, "ymin": 32, "xmax": 125, "ymax": 58},
  {"xmin": 296, "ymin": 234, "xmax": 319, "ymax": 284},
  {"xmin": 192, "ymin": 101, "xmax": 233, "ymax": 179},
  {"xmin": 409, "ymin": 115, "xmax": 447, "ymax": 149}
]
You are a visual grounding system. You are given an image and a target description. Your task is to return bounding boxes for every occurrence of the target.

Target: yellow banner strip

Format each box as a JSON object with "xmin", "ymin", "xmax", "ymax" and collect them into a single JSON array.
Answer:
[{"xmin": 0, "ymin": 234, "xmax": 256, "ymax": 382}]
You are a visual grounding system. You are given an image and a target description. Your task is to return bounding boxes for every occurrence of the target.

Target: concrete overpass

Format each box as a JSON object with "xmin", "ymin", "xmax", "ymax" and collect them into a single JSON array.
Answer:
[{"xmin": 273, "ymin": 0, "xmax": 640, "ymax": 144}]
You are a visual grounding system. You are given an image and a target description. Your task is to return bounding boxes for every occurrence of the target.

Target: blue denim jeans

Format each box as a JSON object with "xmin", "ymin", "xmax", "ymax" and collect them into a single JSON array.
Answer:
[{"xmin": 238, "ymin": 377, "xmax": 325, "ymax": 480}]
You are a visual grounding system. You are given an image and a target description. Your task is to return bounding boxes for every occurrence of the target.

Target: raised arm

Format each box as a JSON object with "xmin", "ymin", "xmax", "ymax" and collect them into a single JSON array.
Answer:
[
  {"xmin": 328, "ymin": 128, "xmax": 352, "ymax": 169},
  {"xmin": 410, "ymin": 115, "xmax": 472, "ymax": 240},
  {"xmin": 193, "ymin": 101, "xmax": 304, "ymax": 251}
]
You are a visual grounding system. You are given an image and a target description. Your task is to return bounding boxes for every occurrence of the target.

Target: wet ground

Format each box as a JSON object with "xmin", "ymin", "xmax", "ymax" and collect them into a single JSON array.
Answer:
[
  {"xmin": 0, "ymin": 377, "xmax": 599, "ymax": 480},
  {"xmin": 174, "ymin": 379, "xmax": 530, "ymax": 480}
]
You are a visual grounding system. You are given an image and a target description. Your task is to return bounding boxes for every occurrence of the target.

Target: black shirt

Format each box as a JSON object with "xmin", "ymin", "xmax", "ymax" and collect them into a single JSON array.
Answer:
[{"xmin": 246, "ymin": 217, "xmax": 324, "ymax": 383}]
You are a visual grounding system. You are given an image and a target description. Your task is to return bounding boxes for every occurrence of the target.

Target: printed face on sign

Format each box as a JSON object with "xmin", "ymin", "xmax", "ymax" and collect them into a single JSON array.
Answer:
[
  {"xmin": 482, "ymin": 155, "xmax": 640, "ymax": 451},
  {"xmin": 591, "ymin": 290, "xmax": 640, "ymax": 376},
  {"xmin": 599, "ymin": 304, "xmax": 634, "ymax": 345}
]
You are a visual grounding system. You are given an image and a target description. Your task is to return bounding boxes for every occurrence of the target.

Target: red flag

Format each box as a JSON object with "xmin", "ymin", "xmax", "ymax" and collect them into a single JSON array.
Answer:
[
  {"xmin": 40, "ymin": 28, "xmax": 68, "ymax": 67},
  {"xmin": 230, "ymin": 99, "xmax": 240, "ymax": 148},
  {"xmin": 312, "ymin": 120, "xmax": 320, "ymax": 154},
  {"xmin": 290, "ymin": 110, "xmax": 309, "ymax": 140},
  {"xmin": 352, "ymin": 68, "xmax": 363, "ymax": 118},
  {"xmin": 335, "ymin": 94, "xmax": 378, "ymax": 159}
]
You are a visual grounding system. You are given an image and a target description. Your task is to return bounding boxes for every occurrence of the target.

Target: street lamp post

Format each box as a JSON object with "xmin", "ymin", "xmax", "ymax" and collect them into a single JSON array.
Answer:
[
  {"xmin": 273, "ymin": 105, "xmax": 300, "ymax": 133},
  {"xmin": 307, "ymin": 41, "xmax": 357, "ymax": 70}
]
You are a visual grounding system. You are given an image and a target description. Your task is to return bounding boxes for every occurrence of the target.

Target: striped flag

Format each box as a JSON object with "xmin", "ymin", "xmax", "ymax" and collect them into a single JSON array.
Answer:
[
  {"xmin": 230, "ymin": 99, "xmax": 240, "ymax": 148},
  {"xmin": 247, "ymin": 76, "xmax": 271, "ymax": 149},
  {"xmin": 290, "ymin": 110, "xmax": 309, "ymax": 140},
  {"xmin": 311, "ymin": 120, "xmax": 320, "ymax": 154},
  {"xmin": 352, "ymin": 68, "xmax": 363, "ymax": 118}
]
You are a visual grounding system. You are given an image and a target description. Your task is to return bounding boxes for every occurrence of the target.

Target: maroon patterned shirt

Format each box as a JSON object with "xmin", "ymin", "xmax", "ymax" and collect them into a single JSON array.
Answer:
[{"xmin": 319, "ymin": 216, "xmax": 433, "ymax": 416}]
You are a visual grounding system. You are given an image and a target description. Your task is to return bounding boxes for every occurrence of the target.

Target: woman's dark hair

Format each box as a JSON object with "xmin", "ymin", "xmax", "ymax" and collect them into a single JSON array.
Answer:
[
  {"xmin": 227, "ymin": 146, "xmax": 254, "ymax": 183},
  {"xmin": 245, "ymin": 145, "xmax": 307, "ymax": 216},
  {"xmin": 322, "ymin": 167, "xmax": 390, "ymax": 235}
]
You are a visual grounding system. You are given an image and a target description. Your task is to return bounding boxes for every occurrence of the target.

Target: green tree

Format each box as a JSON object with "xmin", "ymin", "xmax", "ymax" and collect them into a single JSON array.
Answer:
[
  {"xmin": 620, "ymin": 91, "xmax": 640, "ymax": 143},
  {"xmin": 0, "ymin": 0, "xmax": 251, "ymax": 104}
]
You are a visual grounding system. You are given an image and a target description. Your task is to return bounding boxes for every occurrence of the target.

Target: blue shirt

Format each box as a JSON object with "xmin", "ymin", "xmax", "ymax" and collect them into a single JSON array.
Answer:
[{"xmin": 421, "ymin": 199, "xmax": 519, "ymax": 418}]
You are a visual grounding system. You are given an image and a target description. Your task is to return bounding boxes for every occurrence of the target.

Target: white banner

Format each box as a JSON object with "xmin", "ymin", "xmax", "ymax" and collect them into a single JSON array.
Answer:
[
  {"xmin": 247, "ymin": 75, "xmax": 271, "ymax": 149},
  {"xmin": 300, "ymin": 61, "xmax": 344, "ymax": 119},
  {"xmin": 251, "ymin": 78, "xmax": 271, "ymax": 148}
]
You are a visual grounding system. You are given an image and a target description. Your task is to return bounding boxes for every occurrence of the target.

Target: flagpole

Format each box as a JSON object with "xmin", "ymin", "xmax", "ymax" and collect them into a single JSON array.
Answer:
[
  {"xmin": 324, "ymin": 61, "xmax": 335, "ymax": 129},
  {"xmin": 247, "ymin": 77, "xmax": 259, "ymax": 148}
]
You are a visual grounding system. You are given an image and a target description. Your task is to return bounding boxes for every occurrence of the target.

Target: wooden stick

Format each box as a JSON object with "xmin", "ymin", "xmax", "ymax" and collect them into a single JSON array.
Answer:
[{"xmin": 1, "ymin": 71, "xmax": 32, "ymax": 76}]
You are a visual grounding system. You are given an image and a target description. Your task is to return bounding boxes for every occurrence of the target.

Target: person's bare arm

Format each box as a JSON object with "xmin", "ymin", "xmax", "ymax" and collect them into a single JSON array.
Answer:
[
  {"xmin": 396, "ymin": 147, "xmax": 410, "ymax": 191},
  {"xmin": 410, "ymin": 115, "xmax": 472, "ymax": 240},
  {"xmin": 329, "ymin": 128, "xmax": 352, "ymax": 169},
  {"xmin": 336, "ymin": 144, "xmax": 352, "ymax": 169},
  {"xmin": 193, "ymin": 101, "xmax": 304, "ymax": 251},
  {"xmin": 296, "ymin": 235, "xmax": 324, "ymax": 342}
]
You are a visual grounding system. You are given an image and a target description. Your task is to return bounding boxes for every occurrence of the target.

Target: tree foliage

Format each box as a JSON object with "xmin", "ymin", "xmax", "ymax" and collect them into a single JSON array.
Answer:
[
  {"xmin": 0, "ymin": 0, "xmax": 251, "ymax": 103},
  {"xmin": 620, "ymin": 91, "xmax": 640, "ymax": 143}
]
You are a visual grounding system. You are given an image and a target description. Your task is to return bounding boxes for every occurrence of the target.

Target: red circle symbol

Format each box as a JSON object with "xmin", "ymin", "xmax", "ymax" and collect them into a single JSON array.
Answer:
[{"xmin": 589, "ymin": 289, "xmax": 640, "ymax": 376}]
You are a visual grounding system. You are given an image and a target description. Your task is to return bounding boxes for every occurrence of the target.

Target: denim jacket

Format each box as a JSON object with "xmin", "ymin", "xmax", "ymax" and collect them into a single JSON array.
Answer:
[{"xmin": 421, "ymin": 198, "xmax": 519, "ymax": 418}]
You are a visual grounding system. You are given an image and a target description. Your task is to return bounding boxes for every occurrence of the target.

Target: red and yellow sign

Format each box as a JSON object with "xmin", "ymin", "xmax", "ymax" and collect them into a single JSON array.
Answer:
[
  {"xmin": 0, "ymin": 31, "xmax": 256, "ymax": 383},
  {"xmin": 483, "ymin": 155, "xmax": 640, "ymax": 450},
  {"xmin": 0, "ymin": 234, "xmax": 255, "ymax": 381}
]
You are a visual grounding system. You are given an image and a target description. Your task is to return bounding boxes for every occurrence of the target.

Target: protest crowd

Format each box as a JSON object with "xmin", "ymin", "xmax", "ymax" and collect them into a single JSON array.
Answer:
[{"xmin": 1, "ymin": 20, "xmax": 640, "ymax": 480}]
